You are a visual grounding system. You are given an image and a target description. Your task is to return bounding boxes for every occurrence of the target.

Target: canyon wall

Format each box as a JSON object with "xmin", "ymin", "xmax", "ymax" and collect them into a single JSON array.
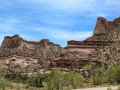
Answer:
[{"xmin": 0, "ymin": 16, "xmax": 120, "ymax": 71}]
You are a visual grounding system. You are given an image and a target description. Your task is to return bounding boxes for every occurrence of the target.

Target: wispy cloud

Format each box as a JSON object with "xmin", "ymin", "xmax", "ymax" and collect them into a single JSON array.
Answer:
[
  {"xmin": 0, "ymin": 17, "xmax": 19, "ymax": 32},
  {"xmin": 0, "ymin": 0, "xmax": 120, "ymax": 47},
  {"xmin": 34, "ymin": 27, "xmax": 92, "ymax": 40},
  {"xmin": 24, "ymin": 0, "xmax": 120, "ymax": 17},
  {"xmin": 29, "ymin": 0, "xmax": 96, "ymax": 11}
]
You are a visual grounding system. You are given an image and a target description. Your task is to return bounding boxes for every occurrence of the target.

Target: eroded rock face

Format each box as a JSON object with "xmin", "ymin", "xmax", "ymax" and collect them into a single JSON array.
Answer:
[
  {"xmin": 1, "ymin": 17, "xmax": 120, "ymax": 71},
  {"xmin": 93, "ymin": 17, "xmax": 108, "ymax": 35},
  {"xmin": 66, "ymin": 17, "xmax": 120, "ymax": 49},
  {"xmin": 54, "ymin": 17, "xmax": 120, "ymax": 68},
  {"xmin": 0, "ymin": 35, "xmax": 63, "ymax": 59},
  {"xmin": 0, "ymin": 34, "xmax": 63, "ymax": 73},
  {"xmin": 1, "ymin": 35, "xmax": 22, "ymax": 48}
]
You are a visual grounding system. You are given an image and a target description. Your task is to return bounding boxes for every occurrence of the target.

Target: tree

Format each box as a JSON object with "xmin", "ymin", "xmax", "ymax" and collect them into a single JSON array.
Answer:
[
  {"xmin": 45, "ymin": 68, "xmax": 83, "ymax": 90},
  {"xmin": 45, "ymin": 68, "xmax": 62, "ymax": 90},
  {"xmin": 83, "ymin": 62, "xmax": 106, "ymax": 85},
  {"xmin": 109, "ymin": 66, "xmax": 120, "ymax": 84},
  {"xmin": 28, "ymin": 74, "xmax": 44, "ymax": 87}
]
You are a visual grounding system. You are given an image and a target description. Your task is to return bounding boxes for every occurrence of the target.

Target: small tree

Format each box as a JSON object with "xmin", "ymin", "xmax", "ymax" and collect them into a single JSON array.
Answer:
[
  {"xmin": 28, "ymin": 74, "xmax": 44, "ymax": 87},
  {"xmin": 68, "ymin": 71, "xmax": 82, "ymax": 89},
  {"xmin": 45, "ymin": 68, "xmax": 63, "ymax": 90},
  {"xmin": 0, "ymin": 76, "xmax": 12, "ymax": 90},
  {"xmin": 45, "ymin": 68, "xmax": 82, "ymax": 90},
  {"xmin": 110, "ymin": 66, "xmax": 120, "ymax": 84},
  {"xmin": 83, "ymin": 62, "xmax": 106, "ymax": 85}
]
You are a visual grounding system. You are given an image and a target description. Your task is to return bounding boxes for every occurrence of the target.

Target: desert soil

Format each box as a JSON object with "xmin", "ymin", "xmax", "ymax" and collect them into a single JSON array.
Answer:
[{"xmin": 74, "ymin": 86, "xmax": 118, "ymax": 90}]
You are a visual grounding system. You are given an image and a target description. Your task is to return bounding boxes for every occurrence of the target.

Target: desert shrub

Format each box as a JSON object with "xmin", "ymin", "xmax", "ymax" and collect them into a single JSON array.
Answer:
[
  {"xmin": 83, "ymin": 63, "xmax": 107, "ymax": 85},
  {"xmin": 90, "ymin": 68, "xmax": 107, "ymax": 85},
  {"xmin": 105, "ymin": 65, "xmax": 120, "ymax": 85},
  {"xmin": 45, "ymin": 68, "xmax": 62, "ymax": 90},
  {"xmin": 0, "ymin": 77, "xmax": 12, "ymax": 90},
  {"xmin": 112, "ymin": 66, "xmax": 120, "ymax": 84},
  {"xmin": 67, "ymin": 71, "xmax": 82, "ymax": 89},
  {"xmin": 5, "ymin": 72, "xmax": 29, "ymax": 84},
  {"xmin": 28, "ymin": 73, "xmax": 44, "ymax": 87},
  {"xmin": 5, "ymin": 71, "xmax": 45, "ymax": 88},
  {"xmin": 45, "ymin": 68, "xmax": 82, "ymax": 90}
]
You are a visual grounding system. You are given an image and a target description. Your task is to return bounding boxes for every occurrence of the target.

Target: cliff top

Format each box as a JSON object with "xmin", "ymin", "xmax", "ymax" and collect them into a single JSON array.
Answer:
[{"xmin": 93, "ymin": 17, "xmax": 120, "ymax": 35}]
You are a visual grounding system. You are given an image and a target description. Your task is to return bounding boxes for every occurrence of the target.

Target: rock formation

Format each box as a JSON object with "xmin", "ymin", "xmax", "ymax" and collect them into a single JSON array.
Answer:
[
  {"xmin": 53, "ymin": 16, "xmax": 120, "ymax": 68},
  {"xmin": 0, "ymin": 16, "xmax": 120, "ymax": 73},
  {"xmin": 0, "ymin": 34, "xmax": 63, "ymax": 74}
]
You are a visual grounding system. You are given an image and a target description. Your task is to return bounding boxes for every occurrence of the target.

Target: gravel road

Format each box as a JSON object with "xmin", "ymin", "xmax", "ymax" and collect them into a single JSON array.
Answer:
[{"xmin": 74, "ymin": 86, "xmax": 118, "ymax": 90}]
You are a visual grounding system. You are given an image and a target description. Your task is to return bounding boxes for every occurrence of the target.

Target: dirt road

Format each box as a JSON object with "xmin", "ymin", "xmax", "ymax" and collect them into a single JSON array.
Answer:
[{"xmin": 74, "ymin": 86, "xmax": 118, "ymax": 90}]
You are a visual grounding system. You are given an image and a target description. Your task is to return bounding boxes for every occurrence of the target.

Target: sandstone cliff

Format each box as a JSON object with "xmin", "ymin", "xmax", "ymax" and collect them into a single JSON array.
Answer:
[
  {"xmin": 1, "ymin": 34, "xmax": 63, "ymax": 59},
  {"xmin": 55, "ymin": 17, "xmax": 120, "ymax": 68},
  {"xmin": 88, "ymin": 17, "xmax": 120, "ymax": 41},
  {"xmin": 0, "ymin": 35, "xmax": 63, "ymax": 74},
  {"xmin": 0, "ymin": 17, "xmax": 120, "ymax": 73}
]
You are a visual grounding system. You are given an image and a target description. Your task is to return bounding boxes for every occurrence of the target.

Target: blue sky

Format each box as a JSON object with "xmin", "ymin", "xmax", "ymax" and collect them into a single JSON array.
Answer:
[{"xmin": 0, "ymin": 0, "xmax": 120, "ymax": 47}]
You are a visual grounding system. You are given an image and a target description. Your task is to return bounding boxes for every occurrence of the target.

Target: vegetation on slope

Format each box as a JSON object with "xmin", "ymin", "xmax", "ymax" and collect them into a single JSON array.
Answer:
[{"xmin": 0, "ymin": 62, "xmax": 120, "ymax": 90}]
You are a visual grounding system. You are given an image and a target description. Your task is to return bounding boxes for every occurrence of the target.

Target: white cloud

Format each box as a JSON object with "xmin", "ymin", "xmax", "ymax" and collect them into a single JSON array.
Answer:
[
  {"xmin": 0, "ymin": 0, "xmax": 120, "ymax": 47},
  {"xmin": 34, "ymin": 27, "xmax": 92, "ymax": 40},
  {"xmin": 50, "ymin": 30, "xmax": 92, "ymax": 40},
  {"xmin": 29, "ymin": 0, "xmax": 97, "ymax": 13},
  {"xmin": 42, "ymin": 19, "xmax": 72, "ymax": 26},
  {"xmin": 0, "ymin": 18, "xmax": 19, "ymax": 32},
  {"xmin": 19, "ymin": 0, "xmax": 120, "ymax": 18}
]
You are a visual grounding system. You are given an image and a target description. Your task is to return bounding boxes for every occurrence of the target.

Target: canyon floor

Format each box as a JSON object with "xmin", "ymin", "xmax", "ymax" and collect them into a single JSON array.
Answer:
[{"xmin": 74, "ymin": 86, "xmax": 119, "ymax": 90}]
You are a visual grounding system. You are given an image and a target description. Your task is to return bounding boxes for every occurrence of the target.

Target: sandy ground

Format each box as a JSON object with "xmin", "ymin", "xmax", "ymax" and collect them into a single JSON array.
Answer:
[{"xmin": 74, "ymin": 86, "xmax": 119, "ymax": 90}]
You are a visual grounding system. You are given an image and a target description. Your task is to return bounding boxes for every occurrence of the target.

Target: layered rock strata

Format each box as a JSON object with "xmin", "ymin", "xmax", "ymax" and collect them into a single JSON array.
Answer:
[
  {"xmin": 53, "ymin": 17, "xmax": 120, "ymax": 68},
  {"xmin": 0, "ymin": 35, "xmax": 63, "ymax": 73},
  {"xmin": 0, "ymin": 17, "xmax": 120, "ymax": 72}
]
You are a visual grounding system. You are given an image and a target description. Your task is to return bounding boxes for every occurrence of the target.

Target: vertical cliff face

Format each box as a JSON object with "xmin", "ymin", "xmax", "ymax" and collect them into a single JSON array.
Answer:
[
  {"xmin": 92, "ymin": 17, "xmax": 120, "ymax": 41},
  {"xmin": 60, "ymin": 17, "xmax": 120, "ymax": 68},
  {"xmin": 0, "ymin": 34, "xmax": 64, "ymax": 73},
  {"xmin": 93, "ymin": 17, "xmax": 120, "ymax": 36},
  {"xmin": 0, "ymin": 35, "xmax": 63, "ymax": 69},
  {"xmin": 1, "ymin": 35, "xmax": 22, "ymax": 48},
  {"xmin": 93, "ymin": 17, "xmax": 108, "ymax": 35},
  {"xmin": 1, "ymin": 17, "xmax": 120, "ymax": 70}
]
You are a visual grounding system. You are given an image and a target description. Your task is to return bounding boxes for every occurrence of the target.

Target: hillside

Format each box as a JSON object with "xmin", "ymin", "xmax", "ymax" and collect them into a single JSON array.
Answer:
[
  {"xmin": 0, "ymin": 35, "xmax": 63, "ymax": 74},
  {"xmin": 0, "ymin": 16, "xmax": 120, "ymax": 73},
  {"xmin": 54, "ymin": 16, "xmax": 120, "ymax": 68}
]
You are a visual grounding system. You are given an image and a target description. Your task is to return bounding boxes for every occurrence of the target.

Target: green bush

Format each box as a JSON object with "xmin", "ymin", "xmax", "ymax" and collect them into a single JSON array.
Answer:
[
  {"xmin": 0, "ymin": 77, "xmax": 12, "ymax": 90},
  {"xmin": 83, "ymin": 63, "xmax": 107, "ymax": 85},
  {"xmin": 28, "ymin": 73, "xmax": 44, "ymax": 87},
  {"xmin": 45, "ymin": 68, "xmax": 82, "ymax": 90}
]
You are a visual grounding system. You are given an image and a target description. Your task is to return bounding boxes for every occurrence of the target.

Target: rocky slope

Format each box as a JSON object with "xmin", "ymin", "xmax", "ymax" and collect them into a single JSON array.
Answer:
[
  {"xmin": 53, "ymin": 16, "xmax": 120, "ymax": 68},
  {"xmin": 0, "ymin": 16, "xmax": 120, "ymax": 73},
  {"xmin": 0, "ymin": 35, "xmax": 63, "ymax": 74},
  {"xmin": 1, "ymin": 35, "xmax": 63, "ymax": 60}
]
